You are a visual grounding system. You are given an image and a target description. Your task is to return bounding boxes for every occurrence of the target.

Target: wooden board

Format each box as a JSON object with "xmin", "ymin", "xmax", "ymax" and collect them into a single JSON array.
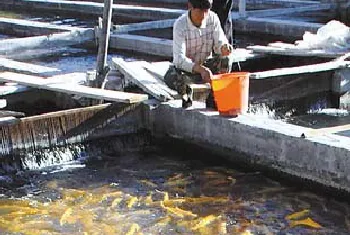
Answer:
[
  {"xmin": 248, "ymin": 4, "xmax": 331, "ymax": 18},
  {"xmin": 112, "ymin": 57, "xmax": 177, "ymax": 101},
  {"xmin": 0, "ymin": 84, "xmax": 29, "ymax": 96},
  {"xmin": 247, "ymin": 44, "xmax": 348, "ymax": 58},
  {"xmin": 0, "ymin": 72, "xmax": 148, "ymax": 103},
  {"xmin": 0, "ymin": 117, "xmax": 19, "ymax": 126},
  {"xmin": 113, "ymin": 19, "xmax": 175, "ymax": 34},
  {"xmin": 303, "ymin": 124, "xmax": 350, "ymax": 138},
  {"xmin": 0, "ymin": 29, "xmax": 94, "ymax": 55},
  {"xmin": 0, "ymin": 57, "xmax": 59, "ymax": 74},
  {"xmin": 141, "ymin": 61, "xmax": 211, "ymax": 92},
  {"xmin": 250, "ymin": 60, "xmax": 350, "ymax": 79}
]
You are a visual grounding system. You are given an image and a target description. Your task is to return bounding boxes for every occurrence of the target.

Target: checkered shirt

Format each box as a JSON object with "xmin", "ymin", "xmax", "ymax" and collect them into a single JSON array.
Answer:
[{"xmin": 173, "ymin": 10, "xmax": 228, "ymax": 73}]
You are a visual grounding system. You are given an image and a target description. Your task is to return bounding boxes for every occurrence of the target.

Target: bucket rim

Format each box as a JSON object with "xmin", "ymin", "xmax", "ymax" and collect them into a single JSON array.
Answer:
[{"xmin": 212, "ymin": 72, "xmax": 250, "ymax": 80}]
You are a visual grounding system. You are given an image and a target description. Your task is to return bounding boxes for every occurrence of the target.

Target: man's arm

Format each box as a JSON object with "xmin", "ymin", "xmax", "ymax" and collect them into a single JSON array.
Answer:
[{"xmin": 212, "ymin": 12, "xmax": 232, "ymax": 55}]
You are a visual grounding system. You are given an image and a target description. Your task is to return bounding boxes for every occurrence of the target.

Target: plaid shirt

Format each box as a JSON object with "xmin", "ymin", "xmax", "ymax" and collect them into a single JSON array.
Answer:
[{"xmin": 173, "ymin": 10, "xmax": 228, "ymax": 73}]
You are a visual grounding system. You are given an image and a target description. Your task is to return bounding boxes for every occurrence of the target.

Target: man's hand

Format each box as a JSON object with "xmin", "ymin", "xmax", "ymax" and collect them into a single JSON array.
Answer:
[
  {"xmin": 193, "ymin": 64, "xmax": 213, "ymax": 83},
  {"xmin": 221, "ymin": 44, "xmax": 233, "ymax": 56},
  {"xmin": 200, "ymin": 67, "xmax": 213, "ymax": 83}
]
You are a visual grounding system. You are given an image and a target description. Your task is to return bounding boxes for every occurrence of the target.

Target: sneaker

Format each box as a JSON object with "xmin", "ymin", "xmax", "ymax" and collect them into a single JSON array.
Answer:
[{"xmin": 182, "ymin": 97, "xmax": 193, "ymax": 109}]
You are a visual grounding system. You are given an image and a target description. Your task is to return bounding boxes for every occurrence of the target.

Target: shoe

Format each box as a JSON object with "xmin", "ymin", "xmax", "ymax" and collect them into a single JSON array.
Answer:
[
  {"xmin": 205, "ymin": 92, "xmax": 217, "ymax": 109},
  {"xmin": 182, "ymin": 97, "xmax": 193, "ymax": 109}
]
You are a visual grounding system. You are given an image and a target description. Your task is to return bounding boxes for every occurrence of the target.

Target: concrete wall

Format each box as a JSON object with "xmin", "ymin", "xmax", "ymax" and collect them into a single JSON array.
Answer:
[{"xmin": 146, "ymin": 102, "xmax": 350, "ymax": 192}]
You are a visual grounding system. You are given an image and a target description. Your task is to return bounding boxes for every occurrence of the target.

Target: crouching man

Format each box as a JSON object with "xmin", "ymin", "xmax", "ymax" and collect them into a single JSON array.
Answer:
[{"xmin": 164, "ymin": 0, "xmax": 234, "ymax": 108}]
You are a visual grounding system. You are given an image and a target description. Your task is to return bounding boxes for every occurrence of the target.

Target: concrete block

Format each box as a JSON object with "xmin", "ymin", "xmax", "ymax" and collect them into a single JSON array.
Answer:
[
  {"xmin": 148, "ymin": 102, "xmax": 350, "ymax": 192},
  {"xmin": 333, "ymin": 68, "xmax": 350, "ymax": 94}
]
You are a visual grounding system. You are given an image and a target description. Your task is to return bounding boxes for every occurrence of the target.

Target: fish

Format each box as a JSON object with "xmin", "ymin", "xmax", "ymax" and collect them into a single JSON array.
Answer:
[
  {"xmin": 192, "ymin": 215, "xmax": 219, "ymax": 230},
  {"xmin": 168, "ymin": 173, "xmax": 184, "ymax": 181},
  {"xmin": 160, "ymin": 201, "xmax": 197, "ymax": 218},
  {"xmin": 110, "ymin": 198, "xmax": 123, "ymax": 208},
  {"xmin": 240, "ymin": 230, "xmax": 253, "ymax": 235},
  {"xmin": 285, "ymin": 209, "xmax": 309, "ymax": 220},
  {"xmin": 290, "ymin": 217, "xmax": 322, "ymax": 229},
  {"xmin": 185, "ymin": 196, "xmax": 230, "ymax": 204},
  {"xmin": 127, "ymin": 196, "xmax": 138, "ymax": 208},
  {"xmin": 125, "ymin": 223, "xmax": 141, "ymax": 235},
  {"xmin": 101, "ymin": 191, "xmax": 123, "ymax": 201},
  {"xmin": 139, "ymin": 180, "xmax": 157, "ymax": 188},
  {"xmin": 60, "ymin": 208, "xmax": 75, "ymax": 226}
]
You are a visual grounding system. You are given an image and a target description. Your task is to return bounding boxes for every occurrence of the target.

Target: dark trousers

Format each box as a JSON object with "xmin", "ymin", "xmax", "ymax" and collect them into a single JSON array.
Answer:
[
  {"xmin": 211, "ymin": 0, "xmax": 235, "ymax": 46},
  {"xmin": 164, "ymin": 56, "xmax": 233, "ymax": 108}
]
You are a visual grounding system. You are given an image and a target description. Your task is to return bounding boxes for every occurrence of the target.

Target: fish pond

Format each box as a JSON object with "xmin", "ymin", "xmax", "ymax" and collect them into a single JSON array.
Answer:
[{"xmin": 1, "ymin": 136, "xmax": 350, "ymax": 235}]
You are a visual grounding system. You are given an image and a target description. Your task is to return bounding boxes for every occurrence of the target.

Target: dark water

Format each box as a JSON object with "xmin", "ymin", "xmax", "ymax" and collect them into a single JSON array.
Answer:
[{"xmin": 1, "ymin": 142, "xmax": 350, "ymax": 235}]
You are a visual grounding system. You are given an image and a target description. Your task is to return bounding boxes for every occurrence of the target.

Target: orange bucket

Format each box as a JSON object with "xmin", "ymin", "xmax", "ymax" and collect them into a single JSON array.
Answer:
[{"xmin": 211, "ymin": 72, "xmax": 249, "ymax": 117}]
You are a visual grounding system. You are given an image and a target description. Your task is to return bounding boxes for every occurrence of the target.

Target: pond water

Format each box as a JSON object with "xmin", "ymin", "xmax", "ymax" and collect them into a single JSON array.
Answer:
[{"xmin": 1, "ymin": 140, "xmax": 350, "ymax": 235}]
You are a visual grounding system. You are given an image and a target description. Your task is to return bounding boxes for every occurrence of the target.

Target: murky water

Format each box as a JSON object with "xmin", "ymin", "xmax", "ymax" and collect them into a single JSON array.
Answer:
[{"xmin": 1, "ymin": 142, "xmax": 350, "ymax": 235}]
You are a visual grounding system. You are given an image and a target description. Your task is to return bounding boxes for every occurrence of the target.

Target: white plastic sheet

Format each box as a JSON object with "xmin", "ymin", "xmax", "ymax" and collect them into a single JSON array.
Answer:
[{"xmin": 295, "ymin": 20, "xmax": 350, "ymax": 50}]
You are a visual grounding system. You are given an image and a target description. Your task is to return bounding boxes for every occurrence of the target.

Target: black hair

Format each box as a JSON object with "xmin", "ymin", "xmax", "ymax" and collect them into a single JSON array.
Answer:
[{"xmin": 189, "ymin": 0, "xmax": 212, "ymax": 9}]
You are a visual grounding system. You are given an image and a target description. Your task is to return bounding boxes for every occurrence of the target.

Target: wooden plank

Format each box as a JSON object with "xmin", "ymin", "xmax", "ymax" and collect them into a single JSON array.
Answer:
[
  {"xmin": 268, "ymin": 42, "xmax": 299, "ymax": 49},
  {"xmin": 0, "ymin": 110, "xmax": 25, "ymax": 118},
  {"xmin": 113, "ymin": 19, "xmax": 176, "ymax": 34},
  {"xmin": 8, "ymin": 47, "xmax": 86, "ymax": 61},
  {"xmin": 0, "ymin": 117, "xmax": 20, "ymax": 126},
  {"xmin": 142, "ymin": 61, "xmax": 172, "ymax": 79},
  {"xmin": 248, "ymin": 4, "xmax": 331, "ymax": 17},
  {"xmin": 0, "ymin": 57, "xmax": 59, "ymax": 74},
  {"xmin": 250, "ymin": 60, "xmax": 350, "ymax": 79},
  {"xmin": 112, "ymin": 58, "xmax": 176, "ymax": 101},
  {"xmin": 247, "ymin": 45, "xmax": 347, "ymax": 58},
  {"xmin": 0, "ymin": 29, "xmax": 94, "ymax": 54},
  {"xmin": 0, "ymin": 17, "xmax": 83, "ymax": 35},
  {"xmin": 0, "ymin": 99, "xmax": 5, "ymax": 108},
  {"xmin": 0, "ymin": 84, "xmax": 29, "ymax": 96},
  {"xmin": 141, "ymin": 61, "xmax": 211, "ymax": 92},
  {"xmin": 46, "ymin": 72, "xmax": 86, "ymax": 84},
  {"xmin": 0, "ymin": 72, "xmax": 148, "ymax": 103},
  {"xmin": 303, "ymin": 124, "xmax": 350, "ymax": 138}
]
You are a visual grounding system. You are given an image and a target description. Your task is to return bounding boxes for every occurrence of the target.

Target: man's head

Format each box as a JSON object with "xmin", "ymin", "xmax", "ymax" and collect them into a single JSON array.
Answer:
[
  {"xmin": 188, "ymin": 0, "xmax": 212, "ymax": 10},
  {"xmin": 188, "ymin": 0, "xmax": 212, "ymax": 27}
]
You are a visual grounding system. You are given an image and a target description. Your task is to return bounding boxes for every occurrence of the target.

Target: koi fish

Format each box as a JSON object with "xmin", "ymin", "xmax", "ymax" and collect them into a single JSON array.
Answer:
[
  {"xmin": 285, "ymin": 209, "xmax": 309, "ymax": 220},
  {"xmin": 126, "ymin": 223, "xmax": 140, "ymax": 235},
  {"xmin": 290, "ymin": 217, "xmax": 322, "ymax": 229},
  {"xmin": 160, "ymin": 201, "xmax": 197, "ymax": 218},
  {"xmin": 192, "ymin": 215, "xmax": 219, "ymax": 230}
]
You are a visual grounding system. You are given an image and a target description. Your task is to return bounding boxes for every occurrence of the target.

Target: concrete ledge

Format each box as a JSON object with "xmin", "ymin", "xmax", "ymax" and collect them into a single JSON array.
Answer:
[
  {"xmin": 235, "ymin": 17, "xmax": 323, "ymax": 37},
  {"xmin": 147, "ymin": 101, "xmax": 350, "ymax": 192}
]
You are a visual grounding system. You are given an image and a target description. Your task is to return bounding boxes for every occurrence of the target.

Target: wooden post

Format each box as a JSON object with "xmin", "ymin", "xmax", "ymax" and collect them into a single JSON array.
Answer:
[
  {"xmin": 239, "ymin": 0, "xmax": 247, "ymax": 18},
  {"xmin": 95, "ymin": 0, "xmax": 114, "ymax": 88}
]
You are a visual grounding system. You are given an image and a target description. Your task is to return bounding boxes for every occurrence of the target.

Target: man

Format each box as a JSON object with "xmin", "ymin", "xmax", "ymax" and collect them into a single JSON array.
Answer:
[
  {"xmin": 164, "ymin": 0, "xmax": 234, "ymax": 108},
  {"xmin": 211, "ymin": 0, "xmax": 234, "ymax": 45}
]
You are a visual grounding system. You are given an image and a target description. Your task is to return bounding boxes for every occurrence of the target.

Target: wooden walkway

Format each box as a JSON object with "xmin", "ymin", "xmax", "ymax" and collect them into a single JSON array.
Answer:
[
  {"xmin": 112, "ymin": 58, "xmax": 211, "ymax": 102},
  {"xmin": 112, "ymin": 58, "xmax": 178, "ymax": 101},
  {"xmin": 0, "ymin": 72, "xmax": 148, "ymax": 103}
]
